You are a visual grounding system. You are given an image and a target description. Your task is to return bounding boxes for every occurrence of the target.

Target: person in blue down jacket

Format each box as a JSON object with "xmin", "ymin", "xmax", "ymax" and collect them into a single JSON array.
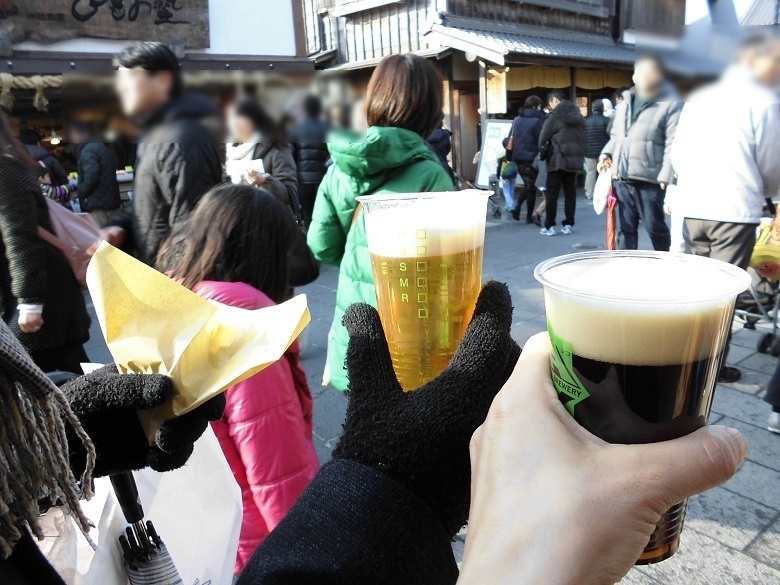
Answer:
[{"xmin": 509, "ymin": 96, "xmax": 545, "ymax": 223}]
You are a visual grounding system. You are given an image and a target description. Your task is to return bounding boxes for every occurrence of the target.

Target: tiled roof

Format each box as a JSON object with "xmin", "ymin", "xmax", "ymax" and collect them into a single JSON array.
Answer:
[{"xmin": 427, "ymin": 22, "xmax": 635, "ymax": 65}]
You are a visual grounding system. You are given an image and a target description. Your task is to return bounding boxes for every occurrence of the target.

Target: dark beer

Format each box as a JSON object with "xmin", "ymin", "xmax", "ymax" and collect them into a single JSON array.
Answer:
[
  {"xmin": 566, "ymin": 354, "xmax": 724, "ymax": 563},
  {"xmin": 536, "ymin": 251, "xmax": 750, "ymax": 564},
  {"xmin": 565, "ymin": 355, "xmax": 723, "ymax": 445}
]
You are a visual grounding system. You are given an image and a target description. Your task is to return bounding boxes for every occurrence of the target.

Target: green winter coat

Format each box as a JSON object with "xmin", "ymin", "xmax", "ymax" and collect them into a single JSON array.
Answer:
[{"xmin": 307, "ymin": 126, "xmax": 455, "ymax": 391}]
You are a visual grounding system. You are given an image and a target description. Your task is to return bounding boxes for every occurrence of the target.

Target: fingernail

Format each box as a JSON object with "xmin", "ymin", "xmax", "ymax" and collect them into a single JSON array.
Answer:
[
  {"xmin": 725, "ymin": 427, "xmax": 742, "ymax": 439},
  {"xmin": 721, "ymin": 426, "xmax": 747, "ymax": 461}
]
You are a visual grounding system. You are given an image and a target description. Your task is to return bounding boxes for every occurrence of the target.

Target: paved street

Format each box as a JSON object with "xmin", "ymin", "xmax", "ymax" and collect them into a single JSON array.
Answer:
[{"xmin": 85, "ymin": 191, "xmax": 780, "ymax": 584}]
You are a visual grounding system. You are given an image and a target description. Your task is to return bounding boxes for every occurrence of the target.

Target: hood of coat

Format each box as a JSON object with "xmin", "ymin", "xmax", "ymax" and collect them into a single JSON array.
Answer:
[
  {"xmin": 327, "ymin": 126, "xmax": 438, "ymax": 192},
  {"xmin": 522, "ymin": 108, "xmax": 545, "ymax": 121},
  {"xmin": 428, "ymin": 127, "xmax": 452, "ymax": 144},
  {"xmin": 550, "ymin": 100, "xmax": 583, "ymax": 126},
  {"xmin": 193, "ymin": 280, "xmax": 275, "ymax": 311},
  {"xmin": 74, "ymin": 138, "xmax": 99, "ymax": 156},
  {"xmin": 626, "ymin": 81, "xmax": 678, "ymax": 105},
  {"xmin": 26, "ymin": 144, "xmax": 55, "ymax": 162}
]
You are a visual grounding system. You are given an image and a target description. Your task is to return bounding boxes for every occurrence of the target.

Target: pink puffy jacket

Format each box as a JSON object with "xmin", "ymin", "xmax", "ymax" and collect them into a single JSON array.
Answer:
[{"xmin": 194, "ymin": 281, "xmax": 319, "ymax": 575}]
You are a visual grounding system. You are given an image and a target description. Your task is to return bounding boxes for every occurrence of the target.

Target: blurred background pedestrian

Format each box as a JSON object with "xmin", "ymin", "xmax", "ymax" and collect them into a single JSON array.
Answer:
[
  {"xmin": 97, "ymin": 42, "xmax": 223, "ymax": 265},
  {"xmin": 307, "ymin": 53, "xmax": 454, "ymax": 392},
  {"xmin": 226, "ymin": 98, "xmax": 300, "ymax": 219},
  {"xmin": 68, "ymin": 120, "xmax": 122, "ymax": 228},
  {"xmin": 539, "ymin": 90, "xmax": 585, "ymax": 237},
  {"xmin": 289, "ymin": 95, "xmax": 330, "ymax": 227},
  {"xmin": 583, "ymin": 100, "xmax": 610, "ymax": 201},
  {"xmin": 509, "ymin": 95, "xmax": 544, "ymax": 223},
  {"xmin": 600, "ymin": 56, "xmax": 680, "ymax": 251},
  {"xmin": 673, "ymin": 34, "xmax": 780, "ymax": 386},
  {"xmin": 0, "ymin": 110, "xmax": 90, "ymax": 373}
]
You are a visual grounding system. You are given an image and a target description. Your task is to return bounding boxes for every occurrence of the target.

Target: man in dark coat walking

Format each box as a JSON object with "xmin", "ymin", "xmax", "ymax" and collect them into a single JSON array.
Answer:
[
  {"xmin": 583, "ymin": 100, "xmax": 610, "ymax": 200},
  {"xmin": 538, "ymin": 90, "xmax": 585, "ymax": 236},
  {"xmin": 68, "ymin": 121, "xmax": 121, "ymax": 227},
  {"xmin": 101, "ymin": 42, "xmax": 223, "ymax": 265},
  {"xmin": 289, "ymin": 95, "xmax": 330, "ymax": 225}
]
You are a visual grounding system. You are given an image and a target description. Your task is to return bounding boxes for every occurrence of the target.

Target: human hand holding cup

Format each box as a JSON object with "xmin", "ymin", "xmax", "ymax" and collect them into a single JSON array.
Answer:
[
  {"xmin": 459, "ymin": 333, "xmax": 746, "ymax": 585},
  {"xmin": 534, "ymin": 250, "xmax": 750, "ymax": 564}
]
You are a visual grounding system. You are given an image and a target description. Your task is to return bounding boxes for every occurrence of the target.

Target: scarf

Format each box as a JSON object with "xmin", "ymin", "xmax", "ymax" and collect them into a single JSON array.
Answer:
[
  {"xmin": 0, "ymin": 322, "xmax": 95, "ymax": 558},
  {"xmin": 225, "ymin": 133, "xmax": 262, "ymax": 184}
]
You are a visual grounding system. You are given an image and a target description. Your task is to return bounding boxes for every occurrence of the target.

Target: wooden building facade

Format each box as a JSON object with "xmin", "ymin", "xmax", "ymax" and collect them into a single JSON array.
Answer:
[{"xmin": 302, "ymin": 0, "xmax": 687, "ymax": 180}]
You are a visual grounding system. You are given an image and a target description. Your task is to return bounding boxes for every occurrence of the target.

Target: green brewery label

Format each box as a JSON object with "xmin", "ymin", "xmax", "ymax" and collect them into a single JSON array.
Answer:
[{"xmin": 549, "ymin": 325, "xmax": 590, "ymax": 415}]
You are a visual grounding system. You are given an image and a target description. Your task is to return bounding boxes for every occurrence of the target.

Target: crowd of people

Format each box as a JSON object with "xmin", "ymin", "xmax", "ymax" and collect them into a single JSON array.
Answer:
[
  {"xmin": 0, "ymin": 34, "xmax": 775, "ymax": 584},
  {"xmin": 499, "ymin": 36, "xmax": 780, "ymax": 394}
]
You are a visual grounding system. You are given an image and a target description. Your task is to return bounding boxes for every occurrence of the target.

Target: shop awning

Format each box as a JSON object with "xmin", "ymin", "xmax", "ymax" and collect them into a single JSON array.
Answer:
[{"xmin": 425, "ymin": 19, "xmax": 635, "ymax": 67}]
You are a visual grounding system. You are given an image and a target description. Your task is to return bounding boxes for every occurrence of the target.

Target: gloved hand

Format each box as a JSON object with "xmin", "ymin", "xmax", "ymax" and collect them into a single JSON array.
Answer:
[
  {"xmin": 333, "ymin": 280, "xmax": 520, "ymax": 536},
  {"xmin": 59, "ymin": 366, "xmax": 225, "ymax": 477}
]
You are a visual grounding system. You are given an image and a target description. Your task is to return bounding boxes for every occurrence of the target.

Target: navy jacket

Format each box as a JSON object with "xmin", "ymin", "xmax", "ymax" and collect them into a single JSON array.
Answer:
[
  {"xmin": 584, "ymin": 107, "xmax": 610, "ymax": 159},
  {"xmin": 510, "ymin": 108, "xmax": 545, "ymax": 164},
  {"xmin": 289, "ymin": 116, "xmax": 330, "ymax": 185},
  {"xmin": 76, "ymin": 140, "xmax": 121, "ymax": 212}
]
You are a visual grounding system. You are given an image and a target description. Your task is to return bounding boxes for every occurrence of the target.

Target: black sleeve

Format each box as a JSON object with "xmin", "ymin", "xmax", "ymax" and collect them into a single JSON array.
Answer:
[
  {"xmin": 238, "ymin": 459, "xmax": 459, "ymax": 585},
  {"xmin": 106, "ymin": 206, "xmax": 138, "ymax": 256},
  {"xmin": 77, "ymin": 145, "xmax": 101, "ymax": 199},
  {"xmin": 44, "ymin": 155, "xmax": 68, "ymax": 187},
  {"xmin": 262, "ymin": 145, "xmax": 299, "ymax": 213},
  {"xmin": 283, "ymin": 209, "xmax": 319, "ymax": 287},
  {"xmin": 539, "ymin": 117, "xmax": 554, "ymax": 149},
  {"xmin": 0, "ymin": 158, "xmax": 48, "ymax": 304}
]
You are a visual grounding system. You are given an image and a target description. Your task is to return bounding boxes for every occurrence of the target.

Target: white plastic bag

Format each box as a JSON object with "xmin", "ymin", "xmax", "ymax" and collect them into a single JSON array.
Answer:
[
  {"xmin": 39, "ymin": 428, "xmax": 242, "ymax": 585},
  {"xmin": 593, "ymin": 170, "xmax": 612, "ymax": 215}
]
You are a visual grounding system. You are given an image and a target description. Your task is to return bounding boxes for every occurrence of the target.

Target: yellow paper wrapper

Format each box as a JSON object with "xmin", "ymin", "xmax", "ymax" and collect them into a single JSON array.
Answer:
[{"xmin": 86, "ymin": 243, "xmax": 311, "ymax": 442}]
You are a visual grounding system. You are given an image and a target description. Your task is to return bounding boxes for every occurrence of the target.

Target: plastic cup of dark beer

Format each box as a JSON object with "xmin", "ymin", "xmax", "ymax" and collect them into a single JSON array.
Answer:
[
  {"xmin": 357, "ymin": 190, "xmax": 489, "ymax": 391},
  {"xmin": 534, "ymin": 250, "xmax": 750, "ymax": 564}
]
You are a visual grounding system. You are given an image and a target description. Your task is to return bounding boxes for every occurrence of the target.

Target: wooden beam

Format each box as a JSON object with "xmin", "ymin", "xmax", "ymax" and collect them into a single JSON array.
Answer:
[
  {"xmin": 478, "ymin": 60, "xmax": 488, "ymax": 131},
  {"xmin": 291, "ymin": 0, "xmax": 308, "ymax": 58}
]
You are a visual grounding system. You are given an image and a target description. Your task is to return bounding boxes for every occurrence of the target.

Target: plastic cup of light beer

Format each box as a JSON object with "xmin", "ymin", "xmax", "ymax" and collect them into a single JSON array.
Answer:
[
  {"xmin": 357, "ymin": 190, "xmax": 489, "ymax": 391},
  {"xmin": 534, "ymin": 250, "xmax": 750, "ymax": 564}
]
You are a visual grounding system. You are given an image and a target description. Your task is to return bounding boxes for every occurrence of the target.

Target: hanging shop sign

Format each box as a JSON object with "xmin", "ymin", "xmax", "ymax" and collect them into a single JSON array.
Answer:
[
  {"xmin": 0, "ymin": 0, "xmax": 210, "ymax": 51},
  {"xmin": 486, "ymin": 68, "xmax": 507, "ymax": 115}
]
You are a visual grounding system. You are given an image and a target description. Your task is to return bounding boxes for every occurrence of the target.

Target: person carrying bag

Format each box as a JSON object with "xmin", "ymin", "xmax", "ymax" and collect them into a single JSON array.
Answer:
[{"xmin": 36, "ymin": 197, "xmax": 100, "ymax": 288}]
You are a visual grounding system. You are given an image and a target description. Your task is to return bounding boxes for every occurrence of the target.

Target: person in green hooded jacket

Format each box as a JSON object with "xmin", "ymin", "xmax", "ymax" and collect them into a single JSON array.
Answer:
[{"xmin": 307, "ymin": 54, "xmax": 455, "ymax": 391}]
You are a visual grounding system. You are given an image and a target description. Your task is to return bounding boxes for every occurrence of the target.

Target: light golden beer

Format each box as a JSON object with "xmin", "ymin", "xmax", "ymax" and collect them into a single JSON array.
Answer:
[
  {"xmin": 370, "ymin": 246, "xmax": 484, "ymax": 391},
  {"xmin": 359, "ymin": 191, "xmax": 489, "ymax": 391}
]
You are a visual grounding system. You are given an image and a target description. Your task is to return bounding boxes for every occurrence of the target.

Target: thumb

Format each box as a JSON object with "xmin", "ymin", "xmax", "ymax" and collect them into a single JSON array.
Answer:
[
  {"xmin": 342, "ymin": 303, "xmax": 402, "ymax": 396},
  {"xmin": 628, "ymin": 425, "xmax": 746, "ymax": 512}
]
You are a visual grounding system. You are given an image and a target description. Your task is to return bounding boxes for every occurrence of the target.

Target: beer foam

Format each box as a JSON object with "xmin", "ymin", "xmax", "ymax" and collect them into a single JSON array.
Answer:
[
  {"xmin": 540, "ymin": 256, "xmax": 749, "ymax": 365},
  {"xmin": 362, "ymin": 192, "xmax": 487, "ymax": 258}
]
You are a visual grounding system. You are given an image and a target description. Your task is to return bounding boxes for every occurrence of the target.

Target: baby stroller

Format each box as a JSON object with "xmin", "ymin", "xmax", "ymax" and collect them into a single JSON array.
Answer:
[
  {"xmin": 453, "ymin": 170, "xmax": 502, "ymax": 219},
  {"xmin": 735, "ymin": 220, "xmax": 780, "ymax": 355}
]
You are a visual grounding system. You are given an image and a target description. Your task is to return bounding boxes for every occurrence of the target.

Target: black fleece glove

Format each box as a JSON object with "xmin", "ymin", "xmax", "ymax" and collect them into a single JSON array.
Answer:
[
  {"xmin": 60, "ymin": 366, "xmax": 226, "ymax": 477},
  {"xmin": 333, "ymin": 280, "xmax": 520, "ymax": 536}
]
